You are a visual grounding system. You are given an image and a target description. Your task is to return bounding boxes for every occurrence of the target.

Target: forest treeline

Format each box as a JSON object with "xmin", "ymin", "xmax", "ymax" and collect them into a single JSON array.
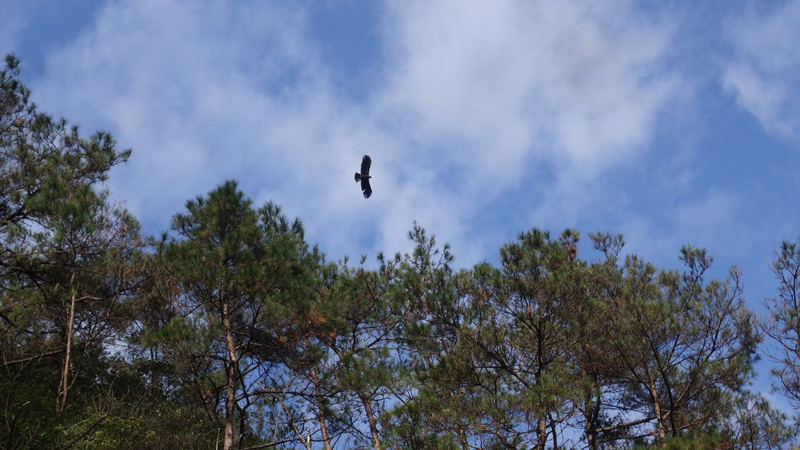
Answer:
[{"xmin": 2, "ymin": 54, "xmax": 800, "ymax": 450}]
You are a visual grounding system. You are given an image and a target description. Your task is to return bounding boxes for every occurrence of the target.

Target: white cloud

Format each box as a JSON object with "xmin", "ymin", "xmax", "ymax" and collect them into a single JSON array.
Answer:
[
  {"xmin": 31, "ymin": 0, "xmax": 681, "ymax": 264},
  {"xmin": 36, "ymin": 1, "xmax": 334, "ymax": 221},
  {"xmin": 31, "ymin": 0, "xmax": 453, "ymax": 261},
  {"xmin": 378, "ymin": 0, "xmax": 678, "ymax": 187},
  {"xmin": 0, "ymin": 1, "xmax": 32, "ymax": 56},
  {"xmin": 722, "ymin": 0, "xmax": 800, "ymax": 140}
]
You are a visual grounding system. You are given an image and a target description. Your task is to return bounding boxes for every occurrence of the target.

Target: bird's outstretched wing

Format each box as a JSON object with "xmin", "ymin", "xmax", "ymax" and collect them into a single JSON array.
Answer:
[
  {"xmin": 355, "ymin": 154, "xmax": 373, "ymax": 198},
  {"xmin": 361, "ymin": 177, "xmax": 372, "ymax": 198},
  {"xmin": 361, "ymin": 155, "xmax": 371, "ymax": 176}
]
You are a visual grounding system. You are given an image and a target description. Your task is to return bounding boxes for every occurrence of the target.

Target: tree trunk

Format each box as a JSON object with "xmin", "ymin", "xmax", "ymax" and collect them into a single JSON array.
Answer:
[
  {"xmin": 311, "ymin": 368, "xmax": 332, "ymax": 450},
  {"xmin": 583, "ymin": 387, "xmax": 601, "ymax": 450},
  {"xmin": 649, "ymin": 377, "xmax": 667, "ymax": 445},
  {"xmin": 458, "ymin": 426, "xmax": 470, "ymax": 450},
  {"xmin": 585, "ymin": 425, "xmax": 598, "ymax": 450},
  {"xmin": 550, "ymin": 413, "xmax": 558, "ymax": 450},
  {"xmin": 357, "ymin": 389, "xmax": 381, "ymax": 450},
  {"xmin": 536, "ymin": 415, "xmax": 548, "ymax": 450},
  {"xmin": 194, "ymin": 381, "xmax": 221, "ymax": 428},
  {"xmin": 57, "ymin": 271, "xmax": 77, "ymax": 414},
  {"xmin": 223, "ymin": 302, "xmax": 239, "ymax": 450},
  {"xmin": 535, "ymin": 320, "xmax": 548, "ymax": 450}
]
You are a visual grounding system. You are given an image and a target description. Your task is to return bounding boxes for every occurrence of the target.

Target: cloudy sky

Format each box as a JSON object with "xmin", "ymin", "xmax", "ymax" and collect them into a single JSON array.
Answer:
[{"xmin": 3, "ymin": 0, "xmax": 800, "ymax": 394}]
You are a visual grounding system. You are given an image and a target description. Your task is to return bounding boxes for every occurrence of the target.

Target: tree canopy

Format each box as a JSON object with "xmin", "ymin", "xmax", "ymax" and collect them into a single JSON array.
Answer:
[{"xmin": 1, "ymin": 54, "xmax": 798, "ymax": 449}]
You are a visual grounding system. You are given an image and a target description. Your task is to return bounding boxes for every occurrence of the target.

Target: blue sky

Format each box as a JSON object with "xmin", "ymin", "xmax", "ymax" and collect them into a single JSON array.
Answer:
[{"xmin": 3, "ymin": 0, "xmax": 800, "ymax": 408}]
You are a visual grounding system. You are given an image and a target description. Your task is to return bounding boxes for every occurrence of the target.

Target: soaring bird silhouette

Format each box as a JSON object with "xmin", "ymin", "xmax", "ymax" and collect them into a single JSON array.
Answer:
[{"xmin": 354, "ymin": 155, "xmax": 372, "ymax": 198}]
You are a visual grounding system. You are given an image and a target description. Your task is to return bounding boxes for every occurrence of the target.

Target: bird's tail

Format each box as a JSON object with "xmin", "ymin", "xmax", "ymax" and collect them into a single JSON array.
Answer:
[{"xmin": 354, "ymin": 172, "xmax": 361, "ymax": 182}]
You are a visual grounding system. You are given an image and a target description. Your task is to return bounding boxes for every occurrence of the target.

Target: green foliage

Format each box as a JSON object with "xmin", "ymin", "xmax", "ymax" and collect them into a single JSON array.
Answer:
[
  {"xmin": 764, "ymin": 238, "xmax": 800, "ymax": 410},
  {"xmin": 632, "ymin": 433, "xmax": 724, "ymax": 450},
  {"xmin": 1, "ymin": 54, "xmax": 150, "ymax": 449},
  {"xmin": 57, "ymin": 402, "xmax": 215, "ymax": 450},
  {"xmin": 2, "ymin": 53, "xmax": 797, "ymax": 449},
  {"xmin": 144, "ymin": 180, "xmax": 331, "ymax": 448}
]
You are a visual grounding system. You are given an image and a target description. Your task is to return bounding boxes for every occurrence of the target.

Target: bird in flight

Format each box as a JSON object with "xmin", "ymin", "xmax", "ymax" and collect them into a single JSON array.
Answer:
[{"xmin": 355, "ymin": 155, "xmax": 372, "ymax": 198}]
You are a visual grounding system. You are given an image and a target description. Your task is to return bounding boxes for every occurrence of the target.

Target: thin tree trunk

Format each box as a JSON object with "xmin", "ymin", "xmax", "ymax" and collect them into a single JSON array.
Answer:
[
  {"xmin": 357, "ymin": 389, "xmax": 381, "ymax": 450},
  {"xmin": 311, "ymin": 368, "xmax": 332, "ymax": 450},
  {"xmin": 458, "ymin": 426, "xmax": 470, "ymax": 450},
  {"xmin": 550, "ymin": 413, "xmax": 558, "ymax": 450},
  {"xmin": 535, "ymin": 321, "xmax": 548, "ymax": 450},
  {"xmin": 583, "ymin": 390, "xmax": 600, "ymax": 450},
  {"xmin": 649, "ymin": 377, "xmax": 667, "ymax": 445},
  {"xmin": 279, "ymin": 398, "xmax": 311, "ymax": 450},
  {"xmin": 223, "ymin": 302, "xmax": 239, "ymax": 450},
  {"xmin": 585, "ymin": 422, "xmax": 598, "ymax": 450},
  {"xmin": 660, "ymin": 371, "xmax": 679, "ymax": 437},
  {"xmin": 194, "ymin": 380, "xmax": 221, "ymax": 428},
  {"xmin": 536, "ymin": 415, "xmax": 548, "ymax": 450},
  {"xmin": 57, "ymin": 271, "xmax": 77, "ymax": 414}
]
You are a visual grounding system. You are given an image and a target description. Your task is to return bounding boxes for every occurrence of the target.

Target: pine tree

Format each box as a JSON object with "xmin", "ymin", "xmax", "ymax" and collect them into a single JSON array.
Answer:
[
  {"xmin": 763, "ymin": 239, "xmax": 800, "ymax": 409},
  {"xmin": 597, "ymin": 246, "xmax": 759, "ymax": 446},
  {"xmin": 1, "ymin": 53, "xmax": 144, "ymax": 447},
  {"xmin": 151, "ymin": 181, "xmax": 327, "ymax": 449}
]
